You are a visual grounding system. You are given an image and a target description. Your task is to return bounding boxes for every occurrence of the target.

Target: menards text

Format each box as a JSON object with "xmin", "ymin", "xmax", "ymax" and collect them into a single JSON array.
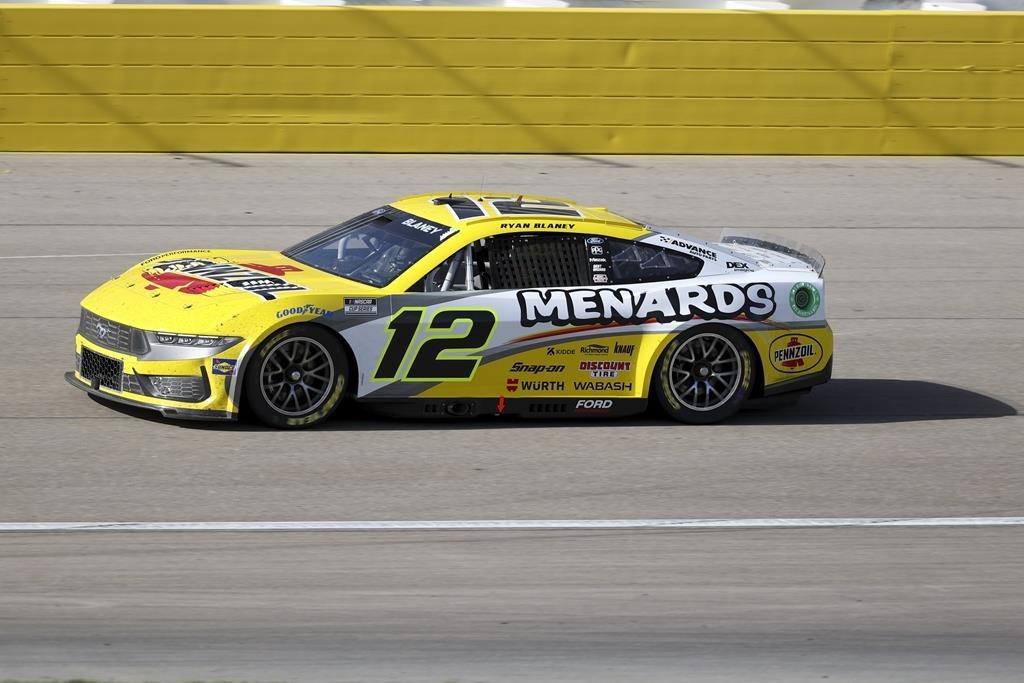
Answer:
[{"xmin": 517, "ymin": 284, "xmax": 776, "ymax": 327}]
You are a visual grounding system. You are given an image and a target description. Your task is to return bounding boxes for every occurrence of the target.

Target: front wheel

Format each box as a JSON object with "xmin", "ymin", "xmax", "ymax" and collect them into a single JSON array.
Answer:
[
  {"xmin": 244, "ymin": 324, "xmax": 348, "ymax": 429},
  {"xmin": 653, "ymin": 326, "xmax": 754, "ymax": 424}
]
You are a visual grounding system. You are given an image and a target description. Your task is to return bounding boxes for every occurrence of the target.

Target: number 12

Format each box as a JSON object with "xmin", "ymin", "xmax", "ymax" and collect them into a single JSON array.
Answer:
[{"xmin": 373, "ymin": 308, "xmax": 497, "ymax": 381}]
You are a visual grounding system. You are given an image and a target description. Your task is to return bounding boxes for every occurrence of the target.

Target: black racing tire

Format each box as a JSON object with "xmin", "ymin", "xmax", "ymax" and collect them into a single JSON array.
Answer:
[
  {"xmin": 653, "ymin": 325, "xmax": 754, "ymax": 425},
  {"xmin": 244, "ymin": 324, "xmax": 348, "ymax": 429}
]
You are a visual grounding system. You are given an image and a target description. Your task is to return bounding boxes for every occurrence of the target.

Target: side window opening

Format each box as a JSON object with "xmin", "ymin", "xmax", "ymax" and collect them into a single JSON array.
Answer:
[
  {"xmin": 412, "ymin": 233, "xmax": 699, "ymax": 292},
  {"xmin": 418, "ymin": 245, "xmax": 474, "ymax": 292},
  {"xmin": 486, "ymin": 233, "xmax": 589, "ymax": 289},
  {"xmin": 606, "ymin": 238, "xmax": 703, "ymax": 284},
  {"xmin": 416, "ymin": 234, "xmax": 590, "ymax": 292}
]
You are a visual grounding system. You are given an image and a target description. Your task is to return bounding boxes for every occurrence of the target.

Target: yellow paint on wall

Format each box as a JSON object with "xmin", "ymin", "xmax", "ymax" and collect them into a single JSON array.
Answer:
[{"xmin": 1, "ymin": 6, "xmax": 1022, "ymax": 153}]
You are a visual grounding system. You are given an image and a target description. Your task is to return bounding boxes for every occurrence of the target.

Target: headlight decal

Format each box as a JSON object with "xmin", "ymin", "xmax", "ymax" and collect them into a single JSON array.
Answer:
[{"xmin": 141, "ymin": 332, "xmax": 244, "ymax": 361}]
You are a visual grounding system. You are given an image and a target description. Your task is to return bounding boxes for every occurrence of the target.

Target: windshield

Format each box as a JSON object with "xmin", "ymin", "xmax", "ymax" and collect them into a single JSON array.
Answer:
[{"xmin": 283, "ymin": 208, "xmax": 458, "ymax": 287}]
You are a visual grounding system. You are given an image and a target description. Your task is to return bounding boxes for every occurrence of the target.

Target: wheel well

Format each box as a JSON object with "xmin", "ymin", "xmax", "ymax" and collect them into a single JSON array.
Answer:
[
  {"xmin": 236, "ymin": 322, "xmax": 359, "ymax": 416},
  {"xmin": 300, "ymin": 322, "xmax": 358, "ymax": 399},
  {"xmin": 742, "ymin": 330, "xmax": 766, "ymax": 398},
  {"xmin": 646, "ymin": 323, "xmax": 765, "ymax": 400}
]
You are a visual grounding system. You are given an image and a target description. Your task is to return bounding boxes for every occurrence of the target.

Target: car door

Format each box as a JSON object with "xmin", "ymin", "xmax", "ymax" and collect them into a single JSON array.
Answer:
[{"xmin": 354, "ymin": 231, "xmax": 595, "ymax": 401}]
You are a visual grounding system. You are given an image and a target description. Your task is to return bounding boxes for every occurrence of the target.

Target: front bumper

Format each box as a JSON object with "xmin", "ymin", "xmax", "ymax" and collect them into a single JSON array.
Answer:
[
  {"xmin": 65, "ymin": 372, "xmax": 234, "ymax": 421},
  {"xmin": 70, "ymin": 335, "xmax": 240, "ymax": 421}
]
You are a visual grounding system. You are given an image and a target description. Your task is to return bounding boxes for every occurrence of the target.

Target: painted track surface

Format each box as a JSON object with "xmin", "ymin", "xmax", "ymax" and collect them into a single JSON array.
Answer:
[{"xmin": 1, "ymin": 154, "xmax": 1022, "ymax": 682}]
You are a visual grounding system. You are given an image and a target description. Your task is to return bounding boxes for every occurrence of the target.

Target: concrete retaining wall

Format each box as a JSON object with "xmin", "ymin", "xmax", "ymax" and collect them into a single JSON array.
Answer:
[{"xmin": 1, "ymin": 6, "xmax": 1021, "ymax": 153}]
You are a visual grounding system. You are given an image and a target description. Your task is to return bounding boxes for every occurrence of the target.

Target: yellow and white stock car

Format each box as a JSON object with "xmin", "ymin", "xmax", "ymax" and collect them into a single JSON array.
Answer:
[{"xmin": 68, "ymin": 192, "xmax": 833, "ymax": 428}]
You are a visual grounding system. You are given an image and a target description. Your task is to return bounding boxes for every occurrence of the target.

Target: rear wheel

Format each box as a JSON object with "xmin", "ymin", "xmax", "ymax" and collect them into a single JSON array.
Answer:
[
  {"xmin": 244, "ymin": 324, "xmax": 347, "ymax": 429},
  {"xmin": 653, "ymin": 326, "xmax": 753, "ymax": 424}
]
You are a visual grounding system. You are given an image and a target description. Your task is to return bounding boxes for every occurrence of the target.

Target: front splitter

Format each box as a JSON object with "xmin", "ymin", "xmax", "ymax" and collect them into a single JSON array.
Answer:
[{"xmin": 65, "ymin": 372, "xmax": 235, "ymax": 421}]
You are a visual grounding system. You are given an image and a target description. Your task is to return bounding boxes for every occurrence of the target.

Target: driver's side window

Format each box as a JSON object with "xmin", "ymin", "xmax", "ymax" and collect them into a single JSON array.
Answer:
[
  {"xmin": 477, "ymin": 233, "xmax": 589, "ymax": 289},
  {"xmin": 412, "ymin": 233, "xmax": 597, "ymax": 292},
  {"xmin": 417, "ymin": 246, "xmax": 472, "ymax": 292}
]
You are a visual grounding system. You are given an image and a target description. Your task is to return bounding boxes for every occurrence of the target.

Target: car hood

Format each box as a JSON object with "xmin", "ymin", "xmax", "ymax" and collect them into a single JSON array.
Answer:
[{"xmin": 80, "ymin": 249, "xmax": 377, "ymax": 333}]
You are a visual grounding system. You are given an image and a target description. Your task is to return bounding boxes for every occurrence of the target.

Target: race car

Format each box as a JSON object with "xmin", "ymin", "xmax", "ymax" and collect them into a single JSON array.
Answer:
[{"xmin": 67, "ymin": 192, "xmax": 832, "ymax": 428}]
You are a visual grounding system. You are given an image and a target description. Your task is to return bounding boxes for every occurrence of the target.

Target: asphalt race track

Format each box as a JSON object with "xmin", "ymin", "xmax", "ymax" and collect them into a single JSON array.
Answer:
[{"xmin": 1, "ymin": 154, "xmax": 1022, "ymax": 682}]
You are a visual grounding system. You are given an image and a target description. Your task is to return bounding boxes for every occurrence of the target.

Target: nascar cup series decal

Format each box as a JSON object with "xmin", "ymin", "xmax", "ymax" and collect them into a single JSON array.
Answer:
[
  {"xmin": 517, "ymin": 284, "xmax": 776, "ymax": 327},
  {"xmin": 142, "ymin": 258, "xmax": 306, "ymax": 300},
  {"xmin": 344, "ymin": 298, "xmax": 378, "ymax": 315},
  {"xmin": 769, "ymin": 334, "xmax": 824, "ymax": 374}
]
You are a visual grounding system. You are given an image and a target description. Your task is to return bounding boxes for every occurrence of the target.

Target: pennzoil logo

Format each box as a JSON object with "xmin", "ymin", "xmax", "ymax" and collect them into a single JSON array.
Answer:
[{"xmin": 769, "ymin": 335, "xmax": 823, "ymax": 374}]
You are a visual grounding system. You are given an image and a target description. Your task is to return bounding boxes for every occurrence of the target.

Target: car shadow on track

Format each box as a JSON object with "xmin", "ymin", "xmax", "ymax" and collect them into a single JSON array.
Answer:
[
  {"xmin": 92, "ymin": 378, "xmax": 1018, "ymax": 431},
  {"xmin": 732, "ymin": 378, "xmax": 1017, "ymax": 425}
]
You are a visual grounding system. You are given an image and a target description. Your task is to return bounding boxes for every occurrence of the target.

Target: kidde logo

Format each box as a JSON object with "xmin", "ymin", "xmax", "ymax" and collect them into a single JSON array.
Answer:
[
  {"xmin": 768, "ymin": 334, "xmax": 824, "ymax": 374},
  {"xmin": 576, "ymin": 399, "xmax": 613, "ymax": 412}
]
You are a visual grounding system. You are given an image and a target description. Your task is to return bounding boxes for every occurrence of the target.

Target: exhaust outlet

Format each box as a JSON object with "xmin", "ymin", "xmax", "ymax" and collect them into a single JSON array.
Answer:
[{"xmin": 445, "ymin": 401, "xmax": 472, "ymax": 417}]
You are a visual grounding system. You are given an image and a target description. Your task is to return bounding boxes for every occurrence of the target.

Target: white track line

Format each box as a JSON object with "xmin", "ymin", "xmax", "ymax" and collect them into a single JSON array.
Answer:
[
  {"xmin": 1, "ymin": 518, "xmax": 1022, "ymax": 533},
  {"xmin": 0, "ymin": 252, "xmax": 151, "ymax": 260}
]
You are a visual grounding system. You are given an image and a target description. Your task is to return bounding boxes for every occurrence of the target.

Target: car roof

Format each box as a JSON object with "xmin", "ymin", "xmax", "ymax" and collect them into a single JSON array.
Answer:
[{"xmin": 389, "ymin": 192, "xmax": 648, "ymax": 239}]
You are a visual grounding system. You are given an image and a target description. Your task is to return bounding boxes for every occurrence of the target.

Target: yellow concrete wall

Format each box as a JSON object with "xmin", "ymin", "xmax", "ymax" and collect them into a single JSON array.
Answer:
[{"xmin": 1, "ymin": 6, "xmax": 1021, "ymax": 153}]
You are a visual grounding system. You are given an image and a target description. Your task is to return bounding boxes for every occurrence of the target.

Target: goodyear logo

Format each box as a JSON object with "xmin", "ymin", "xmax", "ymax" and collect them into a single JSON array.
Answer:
[{"xmin": 769, "ymin": 335, "xmax": 823, "ymax": 374}]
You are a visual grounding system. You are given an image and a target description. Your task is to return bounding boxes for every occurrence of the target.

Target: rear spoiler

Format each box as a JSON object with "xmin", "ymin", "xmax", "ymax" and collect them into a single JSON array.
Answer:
[{"xmin": 719, "ymin": 229, "xmax": 826, "ymax": 276}]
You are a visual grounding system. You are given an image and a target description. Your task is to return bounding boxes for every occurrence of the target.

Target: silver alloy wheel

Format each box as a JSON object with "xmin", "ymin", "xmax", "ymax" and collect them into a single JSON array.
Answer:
[
  {"xmin": 259, "ymin": 337, "xmax": 335, "ymax": 416},
  {"xmin": 668, "ymin": 332, "xmax": 743, "ymax": 412}
]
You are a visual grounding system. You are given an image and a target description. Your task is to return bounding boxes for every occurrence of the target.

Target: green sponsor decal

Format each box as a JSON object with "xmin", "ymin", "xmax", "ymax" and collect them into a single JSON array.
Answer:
[{"xmin": 789, "ymin": 282, "xmax": 821, "ymax": 318}]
